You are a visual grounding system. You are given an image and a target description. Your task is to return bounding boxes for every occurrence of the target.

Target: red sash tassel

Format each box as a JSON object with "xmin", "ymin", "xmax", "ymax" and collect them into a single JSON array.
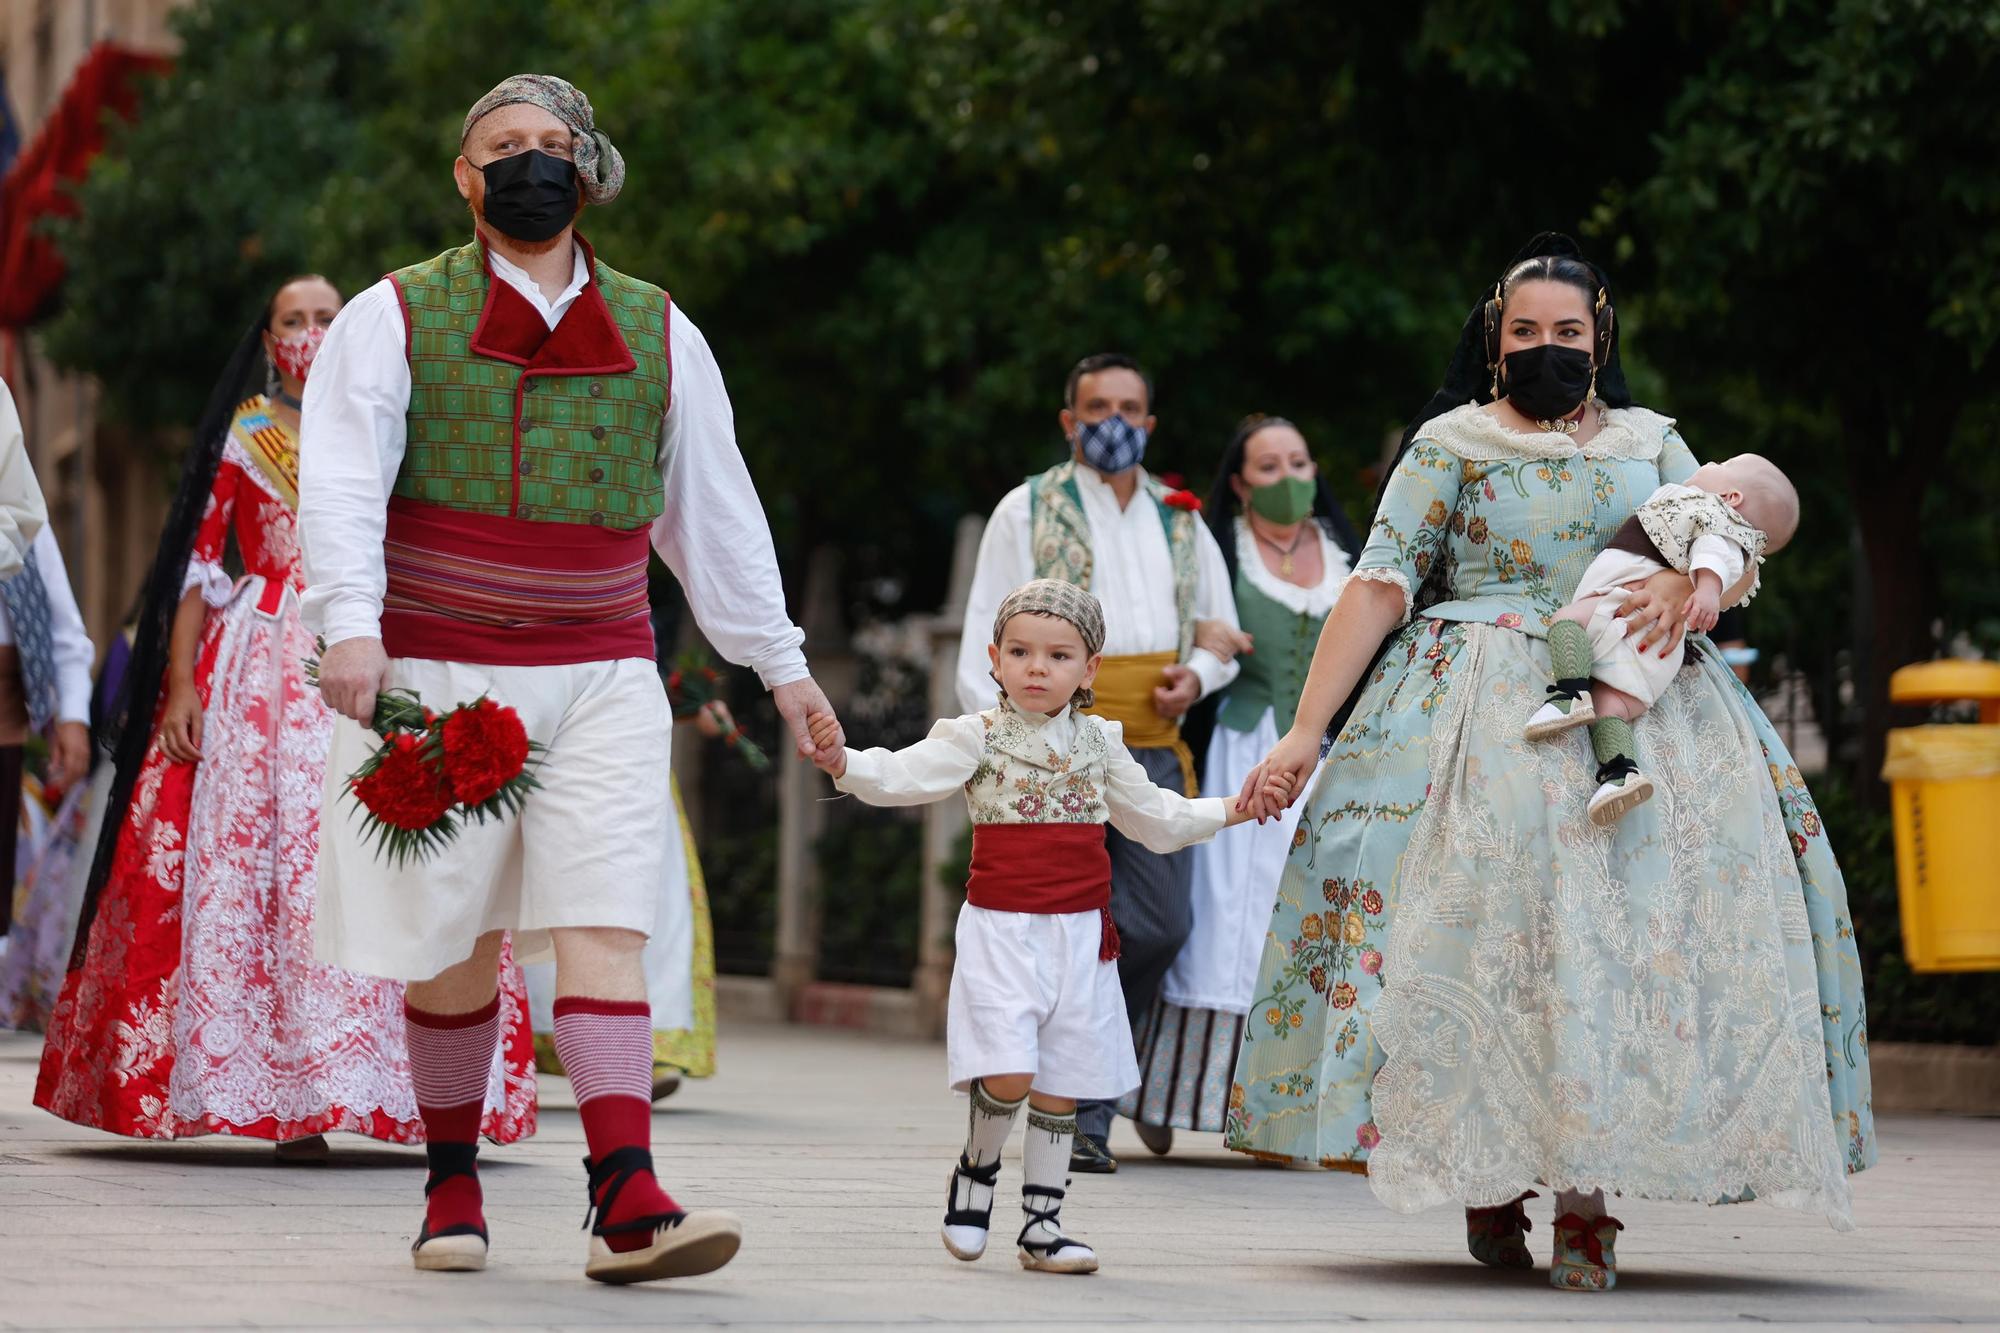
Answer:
[{"xmin": 966, "ymin": 823, "xmax": 1120, "ymax": 961}]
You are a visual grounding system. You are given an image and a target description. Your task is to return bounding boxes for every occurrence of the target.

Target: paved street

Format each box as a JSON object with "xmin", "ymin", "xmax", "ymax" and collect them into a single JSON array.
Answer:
[{"xmin": 2, "ymin": 1021, "xmax": 1995, "ymax": 1331}]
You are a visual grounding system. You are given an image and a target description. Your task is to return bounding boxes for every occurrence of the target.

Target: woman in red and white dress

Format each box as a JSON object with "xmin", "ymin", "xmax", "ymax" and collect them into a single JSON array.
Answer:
[{"xmin": 35, "ymin": 277, "xmax": 537, "ymax": 1152}]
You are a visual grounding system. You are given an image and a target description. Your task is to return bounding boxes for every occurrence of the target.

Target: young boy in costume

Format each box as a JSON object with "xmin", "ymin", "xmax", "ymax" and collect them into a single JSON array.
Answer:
[
  {"xmin": 1525, "ymin": 453, "xmax": 1798, "ymax": 825},
  {"xmin": 807, "ymin": 579, "xmax": 1287, "ymax": 1274}
]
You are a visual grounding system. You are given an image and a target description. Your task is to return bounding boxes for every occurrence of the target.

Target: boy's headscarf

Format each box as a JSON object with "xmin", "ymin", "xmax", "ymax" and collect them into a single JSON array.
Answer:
[
  {"xmin": 462, "ymin": 74, "xmax": 624, "ymax": 205},
  {"xmin": 991, "ymin": 578, "xmax": 1105, "ymax": 710}
]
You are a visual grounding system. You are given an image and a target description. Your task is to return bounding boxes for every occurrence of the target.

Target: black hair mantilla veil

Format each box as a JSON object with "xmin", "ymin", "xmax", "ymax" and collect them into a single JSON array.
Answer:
[
  {"xmin": 67, "ymin": 320, "xmax": 270, "ymax": 970},
  {"xmin": 1321, "ymin": 231, "xmax": 1632, "ymax": 746}
]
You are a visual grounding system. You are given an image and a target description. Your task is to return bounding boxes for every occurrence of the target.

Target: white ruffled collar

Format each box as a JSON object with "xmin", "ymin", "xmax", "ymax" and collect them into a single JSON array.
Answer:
[
  {"xmin": 1416, "ymin": 401, "xmax": 1676, "ymax": 464},
  {"xmin": 1234, "ymin": 517, "xmax": 1349, "ymax": 616}
]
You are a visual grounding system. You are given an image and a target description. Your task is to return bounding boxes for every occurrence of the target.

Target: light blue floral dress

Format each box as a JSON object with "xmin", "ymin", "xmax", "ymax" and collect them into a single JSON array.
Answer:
[{"xmin": 1225, "ymin": 404, "xmax": 1871, "ymax": 1228}]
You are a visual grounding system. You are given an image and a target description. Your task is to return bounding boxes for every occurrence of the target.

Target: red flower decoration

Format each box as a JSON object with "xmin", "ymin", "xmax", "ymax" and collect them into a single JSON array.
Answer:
[
  {"xmin": 1361, "ymin": 888, "xmax": 1384, "ymax": 915},
  {"xmin": 440, "ymin": 698, "xmax": 532, "ymax": 806},
  {"xmin": 1356, "ymin": 1121, "xmax": 1381, "ymax": 1149},
  {"xmin": 1163, "ymin": 489, "xmax": 1202, "ymax": 512},
  {"xmin": 352, "ymin": 733, "xmax": 454, "ymax": 831}
]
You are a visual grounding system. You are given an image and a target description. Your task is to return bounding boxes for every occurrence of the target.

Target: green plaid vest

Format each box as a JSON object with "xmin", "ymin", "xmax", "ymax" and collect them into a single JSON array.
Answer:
[{"xmin": 390, "ymin": 241, "xmax": 671, "ymax": 527}]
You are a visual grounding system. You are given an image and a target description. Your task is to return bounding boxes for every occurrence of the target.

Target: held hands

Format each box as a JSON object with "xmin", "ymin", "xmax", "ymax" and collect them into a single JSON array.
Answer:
[
  {"xmin": 1152, "ymin": 663, "xmax": 1201, "ymax": 720},
  {"xmin": 1193, "ymin": 619, "xmax": 1255, "ymax": 663},
  {"xmin": 773, "ymin": 677, "xmax": 842, "ymax": 761},
  {"xmin": 805, "ymin": 710, "xmax": 846, "ymax": 779},
  {"xmin": 317, "ymin": 636, "xmax": 393, "ymax": 726},
  {"xmin": 1225, "ymin": 767, "xmax": 1296, "ymax": 826},
  {"xmin": 157, "ymin": 681, "xmax": 205, "ymax": 764},
  {"xmin": 1234, "ymin": 726, "xmax": 1322, "ymax": 823}
]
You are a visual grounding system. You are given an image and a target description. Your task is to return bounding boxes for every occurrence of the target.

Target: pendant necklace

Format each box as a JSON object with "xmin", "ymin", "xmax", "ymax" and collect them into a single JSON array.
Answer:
[
  {"xmin": 1252, "ymin": 522, "xmax": 1309, "ymax": 579},
  {"xmin": 1535, "ymin": 400, "xmax": 1592, "ymax": 436}
]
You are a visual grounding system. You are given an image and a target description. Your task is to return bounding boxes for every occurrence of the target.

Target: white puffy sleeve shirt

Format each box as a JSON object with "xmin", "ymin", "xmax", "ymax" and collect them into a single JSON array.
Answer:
[
  {"xmin": 0, "ymin": 379, "xmax": 47, "ymax": 579},
  {"xmin": 298, "ymin": 244, "xmax": 809, "ymax": 689},
  {"xmin": 953, "ymin": 468, "xmax": 1240, "ymax": 715},
  {"xmin": 834, "ymin": 708, "xmax": 1228, "ymax": 854}
]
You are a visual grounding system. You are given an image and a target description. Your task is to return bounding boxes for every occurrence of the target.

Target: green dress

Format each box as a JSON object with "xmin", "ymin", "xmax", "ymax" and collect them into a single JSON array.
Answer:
[{"xmin": 1226, "ymin": 404, "xmax": 1871, "ymax": 1228}]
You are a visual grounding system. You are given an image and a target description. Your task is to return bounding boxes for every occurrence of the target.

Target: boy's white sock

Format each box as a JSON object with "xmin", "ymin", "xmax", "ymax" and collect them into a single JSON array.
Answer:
[
  {"xmin": 955, "ymin": 1080, "xmax": 1025, "ymax": 1217},
  {"xmin": 1020, "ymin": 1105, "xmax": 1077, "ymax": 1247}
]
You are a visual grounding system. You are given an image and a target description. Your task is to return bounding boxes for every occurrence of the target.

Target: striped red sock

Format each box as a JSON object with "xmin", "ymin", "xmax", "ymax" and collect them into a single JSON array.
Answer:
[
  {"xmin": 406, "ymin": 996, "xmax": 500, "ymax": 1242},
  {"xmin": 552, "ymin": 996, "xmax": 679, "ymax": 1253}
]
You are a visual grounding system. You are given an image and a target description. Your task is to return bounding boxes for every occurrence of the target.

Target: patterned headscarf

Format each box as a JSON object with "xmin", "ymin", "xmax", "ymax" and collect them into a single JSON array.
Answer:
[
  {"xmin": 462, "ymin": 74, "xmax": 625, "ymax": 205},
  {"xmin": 991, "ymin": 578, "xmax": 1106, "ymax": 710}
]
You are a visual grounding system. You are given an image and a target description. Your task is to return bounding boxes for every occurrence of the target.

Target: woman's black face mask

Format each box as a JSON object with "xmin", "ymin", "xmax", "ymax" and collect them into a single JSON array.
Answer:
[
  {"xmin": 1501, "ymin": 343, "xmax": 1594, "ymax": 421},
  {"xmin": 477, "ymin": 149, "xmax": 578, "ymax": 243}
]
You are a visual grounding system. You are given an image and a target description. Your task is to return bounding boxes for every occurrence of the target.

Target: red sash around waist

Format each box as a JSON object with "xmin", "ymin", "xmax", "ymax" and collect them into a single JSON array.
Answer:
[
  {"xmin": 380, "ymin": 497, "xmax": 655, "ymax": 667},
  {"xmin": 965, "ymin": 823, "xmax": 1120, "ymax": 960}
]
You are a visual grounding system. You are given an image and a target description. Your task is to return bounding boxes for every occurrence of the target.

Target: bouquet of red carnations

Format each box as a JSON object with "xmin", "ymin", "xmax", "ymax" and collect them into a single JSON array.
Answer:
[
  {"xmin": 307, "ymin": 650, "xmax": 545, "ymax": 867},
  {"xmin": 665, "ymin": 650, "xmax": 768, "ymax": 771}
]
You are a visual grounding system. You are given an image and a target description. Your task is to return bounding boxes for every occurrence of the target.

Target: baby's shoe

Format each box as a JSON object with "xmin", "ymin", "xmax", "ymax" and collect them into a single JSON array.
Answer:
[
  {"xmin": 1526, "ymin": 691, "xmax": 1595, "ymax": 741},
  {"xmin": 1550, "ymin": 1211, "xmax": 1624, "ymax": 1291},
  {"xmin": 942, "ymin": 1154, "xmax": 999, "ymax": 1261},
  {"xmin": 1465, "ymin": 1190, "xmax": 1536, "ymax": 1270},
  {"xmin": 1017, "ymin": 1185, "xmax": 1098, "ymax": 1274},
  {"xmin": 1588, "ymin": 762, "xmax": 1654, "ymax": 826}
]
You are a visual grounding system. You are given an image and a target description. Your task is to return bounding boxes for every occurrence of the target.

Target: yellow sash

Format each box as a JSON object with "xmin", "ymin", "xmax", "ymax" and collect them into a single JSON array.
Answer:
[{"xmin": 1084, "ymin": 650, "xmax": 1198, "ymax": 796}]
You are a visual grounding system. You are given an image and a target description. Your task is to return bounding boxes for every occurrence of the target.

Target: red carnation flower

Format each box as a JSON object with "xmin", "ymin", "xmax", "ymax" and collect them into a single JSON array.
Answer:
[
  {"xmin": 352, "ymin": 733, "xmax": 454, "ymax": 831},
  {"xmin": 441, "ymin": 698, "xmax": 533, "ymax": 806},
  {"xmin": 1163, "ymin": 489, "xmax": 1202, "ymax": 512}
]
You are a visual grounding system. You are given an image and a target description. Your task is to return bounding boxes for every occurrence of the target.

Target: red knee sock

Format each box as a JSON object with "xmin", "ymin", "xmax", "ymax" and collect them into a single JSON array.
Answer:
[
  {"xmin": 406, "ymin": 995, "xmax": 500, "ymax": 1241},
  {"xmin": 551, "ymin": 996, "xmax": 679, "ymax": 1253}
]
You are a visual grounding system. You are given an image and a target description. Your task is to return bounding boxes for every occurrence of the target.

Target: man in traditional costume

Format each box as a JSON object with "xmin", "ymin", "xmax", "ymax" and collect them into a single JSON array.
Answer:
[
  {"xmin": 301, "ymin": 75, "xmax": 840, "ymax": 1284},
  {"xmin": 954, "ymin": 354, "xmax": 1241, "ymax": 1172}
]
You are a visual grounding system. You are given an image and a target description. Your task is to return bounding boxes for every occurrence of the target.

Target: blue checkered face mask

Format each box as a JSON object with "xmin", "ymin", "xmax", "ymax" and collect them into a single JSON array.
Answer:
[{"xmin": 1075, "ymin": 416, "xmax": 1149, "ymax": 475}]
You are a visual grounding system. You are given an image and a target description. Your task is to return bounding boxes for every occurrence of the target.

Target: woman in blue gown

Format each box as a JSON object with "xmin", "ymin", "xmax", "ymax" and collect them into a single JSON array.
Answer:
[{"xmin": 1226, "ymin": 234, "xmax": 1872, "ymax": 1291}]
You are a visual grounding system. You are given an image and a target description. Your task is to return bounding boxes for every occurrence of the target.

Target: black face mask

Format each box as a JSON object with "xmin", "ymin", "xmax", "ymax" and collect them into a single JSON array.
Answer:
[
  {"xmin": 477, "ymin": 149, "xmax": 579, "ymax": 243},
  {"xmin": 1501, "ymin": 344, "xmax": 1595, "ymax": 421}
]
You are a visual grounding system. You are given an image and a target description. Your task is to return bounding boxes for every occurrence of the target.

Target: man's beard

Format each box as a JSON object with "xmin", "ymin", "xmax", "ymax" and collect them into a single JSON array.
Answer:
[{"xmin": 467, "ymin": 175, "xmax": 577, "ymax": 255}]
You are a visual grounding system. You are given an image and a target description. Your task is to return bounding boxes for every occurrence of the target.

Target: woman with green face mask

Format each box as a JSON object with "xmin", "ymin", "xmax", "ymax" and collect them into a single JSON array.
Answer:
[{"xmin": 1114, "ymin": 415, "xmax": 1362, "ymax": 1154}]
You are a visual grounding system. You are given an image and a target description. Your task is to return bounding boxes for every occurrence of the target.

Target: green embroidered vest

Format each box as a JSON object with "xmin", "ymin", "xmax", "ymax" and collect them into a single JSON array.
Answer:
[
  {"xmin": 1026, "ymin": 460, "xmax": 1198, "ymax": 658},
  {"xmin": 390, "ymin": 240, "xmax": 671, "ymax": 527},
  {"xmin": 1217, "ymin": 563, "xmax": 1324, "ymax": 735}
]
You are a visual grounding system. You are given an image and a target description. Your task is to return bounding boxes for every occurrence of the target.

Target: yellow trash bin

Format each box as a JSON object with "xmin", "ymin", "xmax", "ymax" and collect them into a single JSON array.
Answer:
[{"xmin": 1883, "ymin": 661, "xmax": 2000, "ymax": 972}]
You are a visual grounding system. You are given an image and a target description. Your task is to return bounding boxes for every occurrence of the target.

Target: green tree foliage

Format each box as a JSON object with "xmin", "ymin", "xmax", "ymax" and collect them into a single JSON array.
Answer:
[
  {"xmin": 42, "ymin": 0, "xmax": 2000, "ymax": 804},
  {"xmin": 1622, "ymin": 0, "xmax": 2000, "ymax": 791},
  {"xmin": 40, "ymin": 6, "xmax": 403, "ymax": 423}
]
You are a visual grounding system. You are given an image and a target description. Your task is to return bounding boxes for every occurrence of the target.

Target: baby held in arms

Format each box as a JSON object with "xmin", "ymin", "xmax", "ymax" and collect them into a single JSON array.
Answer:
[
  {"xmin": 804, "ymin": 579, "xmax": 1288, "ymax": 1277},
  {"xmin": 1525, "ymin": 453, "xmax": 1799, "ymax": 826}
]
